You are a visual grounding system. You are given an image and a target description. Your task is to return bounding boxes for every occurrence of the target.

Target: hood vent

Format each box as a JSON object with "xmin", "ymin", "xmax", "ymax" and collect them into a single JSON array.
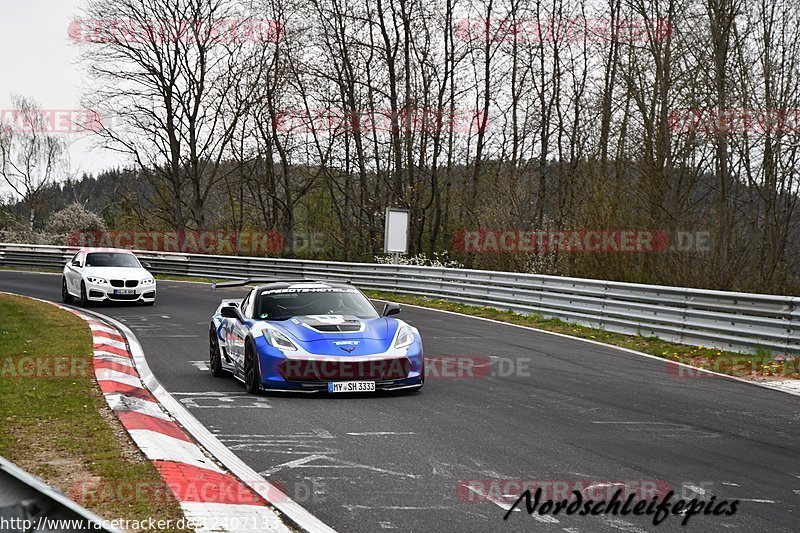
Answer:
[
  {"xmin": 300, "ymin": 315, "xmax": 366, "ymax": 334},
  {"xmin": 311, "ymin": 324, "xmax": 363, "ymax": 332}
]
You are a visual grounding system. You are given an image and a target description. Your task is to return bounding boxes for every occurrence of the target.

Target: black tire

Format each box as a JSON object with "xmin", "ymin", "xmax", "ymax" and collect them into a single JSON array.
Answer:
[
  {"xmin": 209, "ymin": 327, "xmax": 225, "ymax": 377},
  {"xmin": 244, "ymin": 341, "xmax": 261, "ymax": 394},
  {"xmin": 79, "ymin": 281, "xmax": 90, "ymax": 307},
  {"xmin": 61, "ymin": 278, "xmax": 73, "ymax": 303}
]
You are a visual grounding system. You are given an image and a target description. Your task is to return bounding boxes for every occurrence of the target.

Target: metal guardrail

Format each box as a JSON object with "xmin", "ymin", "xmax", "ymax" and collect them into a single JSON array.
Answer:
[
  {"xmin": 1, "ymin": 243, "xmax": 798, "ymax": 355},
  {"xmin": 0, "ymin": 455, "xmax": 120, "ymax": 532}
]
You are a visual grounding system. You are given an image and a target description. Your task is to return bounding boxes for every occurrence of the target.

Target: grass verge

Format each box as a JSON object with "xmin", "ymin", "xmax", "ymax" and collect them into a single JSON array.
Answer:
[
  {"xmin": 0, "ymin": 294, "xmax": 190, "ymax": 532},
  {"xmin": 364, "ymin": 290, "xmax": 800, "ymax": 381}
]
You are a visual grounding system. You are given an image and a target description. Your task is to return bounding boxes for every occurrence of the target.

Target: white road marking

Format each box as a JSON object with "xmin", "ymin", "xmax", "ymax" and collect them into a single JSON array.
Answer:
[
  {"xmin": 684, "ymin": 485, "xmax": 707, "ymax": 496},
  {"xmin": 584, "ymin": 482, "xmax": 625, "ymax": 493},
  {"xmin": 760, "ymin": 380, "xmax": 800, "ymax": 394},
  {"xmin": 346, "ymin": 432, "xmax": 415, "ymax": 436},
  {"xmin": 344, "ymin": 505, "xmax": 449, "ymax": 511},
  {"xmin": 179, "ymin": 397, "xmax": 272, "ymax": 409},
  {"xmin": 592, "ymin": 421, "xmax": 674, "ymax": 424},
  {"xmin": 226, "ymin": 443, "xmax": 340, "ymax": 454},
  {"xmin": 259, "ymin": 454, "xmax": 419, "ymax": 479},
  {"xmin": 217, "ymin": 432, "xmax": 339, "ymax": 454},
  {"xmin": 737, "ymin": 498, "xmax": 776, "ymax": 503},
  {"xmin": 190, "ymin": 360, "xmax": 210, "ymax": 371},
  {"xmin": 602, "ymin": 517, "xmax": 648, "ymax": 532},
  {"xmin": 172, "ymin": 391, "xmax": 254, "ymax": 396},
  {"xmin": 590, "ymin": 421, "xmax": 720, "ymax": 438},
  {"xmin": 462, "ymin": 483, "xmax": 560, "ymax": 523},
  {"xmin": 721, "ymin": 482, "xmax": 740, "ymax": 487},
  {"xmin": 217, "ymin": 429, "xmax": 335, "ymax": 439}
]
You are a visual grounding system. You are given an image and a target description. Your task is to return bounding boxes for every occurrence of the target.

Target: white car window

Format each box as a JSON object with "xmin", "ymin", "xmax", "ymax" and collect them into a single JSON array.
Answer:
[{"xmin": 242, "ymin": 289, "xmax": 255, "ymax": 318}]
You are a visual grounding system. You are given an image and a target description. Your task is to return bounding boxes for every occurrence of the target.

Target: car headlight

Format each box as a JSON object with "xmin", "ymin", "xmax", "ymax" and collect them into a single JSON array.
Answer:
[
  {"xmin": 262, "ymin": 328, "xmax": 298, "ymax": 352},
  {"xmin": 86, "ymin": 277, "xmax": 107, "ymax": 284},
  {"xmin": 394, "ymin": 325, "xmax": 415, "ymax": 349},
  {"xmin": 141, "ymin": 278, "xmax": 155, "ymax": 285}
]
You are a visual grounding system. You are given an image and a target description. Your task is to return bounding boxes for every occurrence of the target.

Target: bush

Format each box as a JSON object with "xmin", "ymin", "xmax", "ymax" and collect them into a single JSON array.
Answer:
[
  {"xmin": 0, "ymin": 229, "xmax": 63, "ymax": 245},
  {"xmin": 45, "ymin": 203, "xmax": 106, "ymax": 235},
  {"xmin": 374, "ymin": 251, "xmax": 464, "ymax": 268}
]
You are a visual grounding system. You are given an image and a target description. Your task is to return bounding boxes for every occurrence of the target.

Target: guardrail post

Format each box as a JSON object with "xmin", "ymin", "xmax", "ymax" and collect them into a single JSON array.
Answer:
[{"xmin": 789, "ymin": 297, "xmax": 800, "ymax": 354}]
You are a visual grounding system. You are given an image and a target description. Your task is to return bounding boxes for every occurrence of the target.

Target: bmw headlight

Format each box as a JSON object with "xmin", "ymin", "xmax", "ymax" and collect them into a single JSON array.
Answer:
[
  {"xmin": 394, "ymin": 325, "xmax": 415, "ymax": 349},
  {"xmin": 262, "ymin": 328, "xmax": 298, "ymax": 352},
  {"xmin": 87, "ymin": 277, "xmax": 107, "ymax": 284},
  {"xmin": 141, "ymin": 278, "xmax": 155, "ymax": 285}
]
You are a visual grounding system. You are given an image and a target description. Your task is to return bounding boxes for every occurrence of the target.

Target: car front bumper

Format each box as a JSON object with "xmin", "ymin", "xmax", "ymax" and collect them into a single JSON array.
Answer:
[
  {"xmin": 85, "ymin": 281, "xmax": 156, "ymax": 303},
  {"xmin": 253, "ymin": 336, "xmax": 424, "ymax": 391}
]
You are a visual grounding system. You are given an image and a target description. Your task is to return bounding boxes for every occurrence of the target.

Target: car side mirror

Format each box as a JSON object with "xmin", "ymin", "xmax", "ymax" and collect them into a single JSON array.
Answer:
[
  {"xmin": 142, "ymin": 262, "xmax": 152, "ymax": 269},
  {"xmin": 221, "ymin": 305, "xmax": 244, "ymax": 321},
  {"xmin": 71, "ymin": 260, "xmax": 82, "ymax": 267},
  {"xmin": 382, "ymin": 303, "xmax": 401, "ymax": 316}
]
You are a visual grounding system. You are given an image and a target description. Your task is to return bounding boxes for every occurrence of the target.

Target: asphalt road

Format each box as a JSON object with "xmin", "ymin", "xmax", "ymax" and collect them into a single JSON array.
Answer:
[{"xmin": 2, "ymin": 270, "xmax": 799, "ymax": 533}]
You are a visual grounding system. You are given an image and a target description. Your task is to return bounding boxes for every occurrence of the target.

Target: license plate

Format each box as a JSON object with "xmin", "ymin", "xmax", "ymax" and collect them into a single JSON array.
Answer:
[
  {"xmin": 327, "ymin": 381, "xmax": 376, "ymax": 393},
  {"xmin": 113, "ymin": 289, "xmax": 135, "ymax": 295}
]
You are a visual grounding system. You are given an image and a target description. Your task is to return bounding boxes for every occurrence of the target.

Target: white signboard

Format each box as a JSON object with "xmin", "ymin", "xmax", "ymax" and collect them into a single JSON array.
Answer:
[{"xmin": 384, "ymin": 208, "xmax": 410, "ymax": 254}]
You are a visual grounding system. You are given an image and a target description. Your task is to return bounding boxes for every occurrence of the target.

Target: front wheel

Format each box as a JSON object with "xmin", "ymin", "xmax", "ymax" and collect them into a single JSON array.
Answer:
[
  {"xmin": 244, "ymin": 343, "xmax": 261, "ymax": 394},
  {"xmin": 61, "ymin": 278, "xmax": 73, "ymax": 303},
  {"xmin": 209, "ymin": 327, "xmax": 225, "ymax": 377},
  {"xmin": 79, "ymin": 282, "xmax": 90, "ymax": 307}
]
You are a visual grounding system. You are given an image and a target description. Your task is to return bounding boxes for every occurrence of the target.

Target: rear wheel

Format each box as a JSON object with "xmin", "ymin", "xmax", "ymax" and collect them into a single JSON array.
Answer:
[
  {"xmin": 244, "ymin": 342, "xmax": 261, "ymax": 394},
  {"xmin": 209, "ymin": 327, "xmax": 225, "ymax": 377},
  {"xmin": 61, "ymin": 278, "xmax": 73, "ymax": 303}
]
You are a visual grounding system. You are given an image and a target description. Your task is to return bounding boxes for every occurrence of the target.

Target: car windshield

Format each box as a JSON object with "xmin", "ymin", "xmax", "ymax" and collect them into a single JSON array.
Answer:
[
  {"xmin": 85, "ymin": 253, "xmax": 141, "ymax": 268},
  {"xmin": 256, "ymin": 287, "xmax": 379, "ymax": 320}
]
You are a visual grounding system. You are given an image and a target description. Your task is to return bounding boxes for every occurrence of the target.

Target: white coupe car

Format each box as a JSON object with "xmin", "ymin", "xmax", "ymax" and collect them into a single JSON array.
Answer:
[{"xmin": 62, "ymin": 248, "xmax": 157, "ymax": 306}]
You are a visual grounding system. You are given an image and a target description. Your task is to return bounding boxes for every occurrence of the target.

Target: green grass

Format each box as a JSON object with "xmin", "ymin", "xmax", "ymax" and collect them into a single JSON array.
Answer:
[
  {"xmin": 0, "ymin": 294, "xmax": 190, "ymax": 531},
  {"xmin": 364, "ymin": 290, "xmax": 800, "ymax": 380}
]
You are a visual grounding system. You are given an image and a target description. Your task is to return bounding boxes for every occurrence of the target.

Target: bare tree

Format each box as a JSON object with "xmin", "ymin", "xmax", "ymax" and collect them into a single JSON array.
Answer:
[
  {"xmin": 0, "ymin": 95, "xmax": 67, "ymax": 230},
  {"xmin": 78, "ymin": 0, "xmax": 265, "ymax": 230}
]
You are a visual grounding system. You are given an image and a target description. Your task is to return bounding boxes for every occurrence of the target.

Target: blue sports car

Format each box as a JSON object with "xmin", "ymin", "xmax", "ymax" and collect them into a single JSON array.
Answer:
[{"xmin": 209, "ymin": 278, "xmax": 424, "ymax": 393}]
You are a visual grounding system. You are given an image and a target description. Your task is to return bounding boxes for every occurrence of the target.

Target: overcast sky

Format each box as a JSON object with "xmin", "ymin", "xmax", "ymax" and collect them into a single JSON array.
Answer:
[{"xmin": 0, "ymin": 0, "xmax": 123, "ymax": 178}]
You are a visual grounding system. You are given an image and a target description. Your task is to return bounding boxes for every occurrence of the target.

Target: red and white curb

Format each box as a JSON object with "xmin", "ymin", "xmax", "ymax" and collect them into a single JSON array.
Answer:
[
  {"xmin": 67, "ymin": 308, "xmax": 293, "ymax": 533},
  {"xmin": 76, "ymin": 308, "xmax": 336, "ymax": 533}
]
